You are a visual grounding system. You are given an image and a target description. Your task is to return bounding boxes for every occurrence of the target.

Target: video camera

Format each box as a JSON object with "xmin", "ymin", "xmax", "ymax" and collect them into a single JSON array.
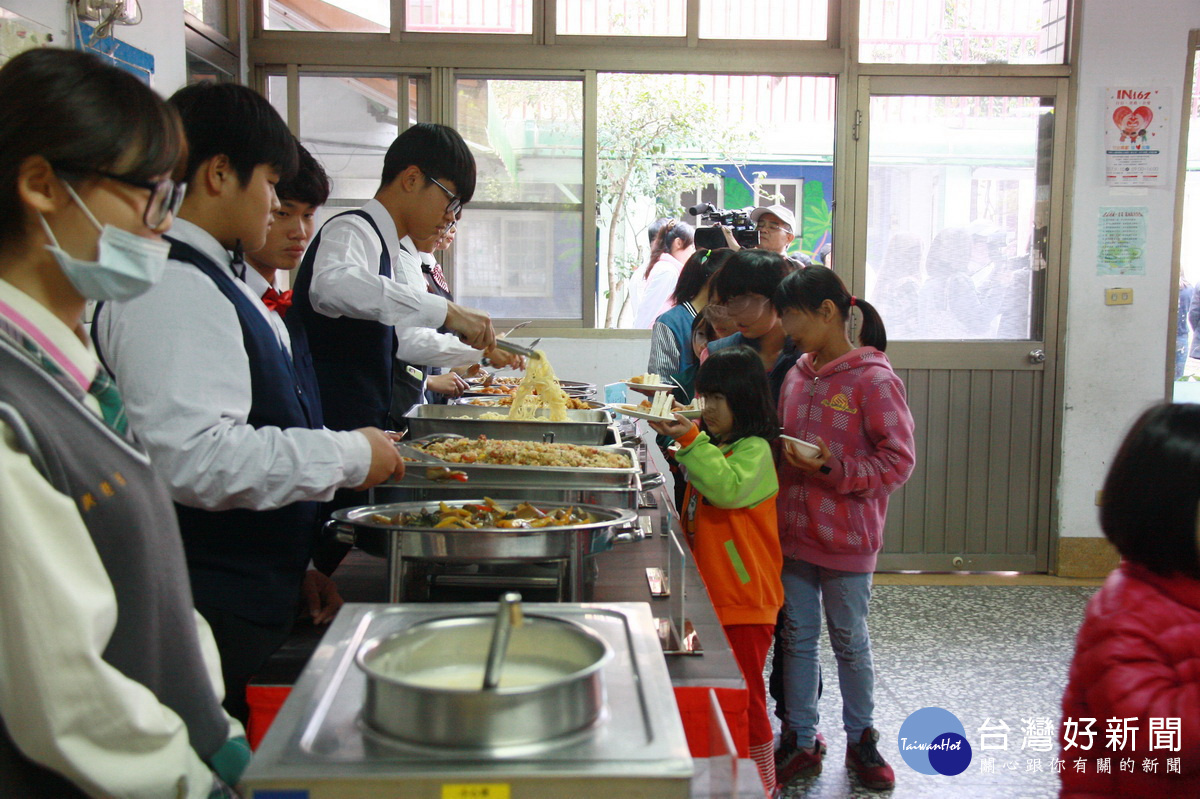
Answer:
[{"xmin": 689, "ymin": 202, "xmax": 759, "ymax": 250}]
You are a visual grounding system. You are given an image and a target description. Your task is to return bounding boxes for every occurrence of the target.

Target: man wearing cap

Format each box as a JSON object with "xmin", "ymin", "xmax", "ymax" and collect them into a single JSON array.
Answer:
[
  {"xmin": 750, "ymin": 204, "xmax": 798, "ymax": 257},
  {"xmin": 723, "ymin": 204, "xmax": 810, "ymax": 269}
]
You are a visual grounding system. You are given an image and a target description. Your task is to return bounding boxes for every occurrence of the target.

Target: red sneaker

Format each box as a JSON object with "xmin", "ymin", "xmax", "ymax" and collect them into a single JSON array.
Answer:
[
  {"xmin": 775, "ymin": 730, "xmax": 827, "ymax": 786},
  {"xmin": 845, "ymin": 728, "xmax": 896, "ymax": 791}
]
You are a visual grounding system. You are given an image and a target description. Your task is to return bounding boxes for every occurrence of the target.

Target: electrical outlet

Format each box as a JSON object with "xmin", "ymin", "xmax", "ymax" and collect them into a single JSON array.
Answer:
[
  {"xmin": 75, "ymin": 0, "xmax": 133, "ymax": 23},
  {"xmin": 1104, "ymin": 288, "xmax": 1133, "ymax": 306}
]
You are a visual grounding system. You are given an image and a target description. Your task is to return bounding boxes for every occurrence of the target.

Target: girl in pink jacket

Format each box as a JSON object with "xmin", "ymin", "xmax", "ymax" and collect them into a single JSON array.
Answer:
[{"xmin": 771, "ymin": 266, "xmax": 915, "ymax": 792}]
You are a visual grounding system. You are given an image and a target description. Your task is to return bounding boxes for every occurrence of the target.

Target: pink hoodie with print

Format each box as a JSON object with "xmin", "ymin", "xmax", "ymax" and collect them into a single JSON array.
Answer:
[{"xmin": 776, "ymin": 347, "xmax": 915, "ymax": 572}]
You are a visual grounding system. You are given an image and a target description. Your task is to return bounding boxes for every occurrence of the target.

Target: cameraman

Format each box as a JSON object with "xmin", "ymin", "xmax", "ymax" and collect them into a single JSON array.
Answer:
[{"xmin": 721, "ymin": 204, "xmax": 810, "ymax": 268}]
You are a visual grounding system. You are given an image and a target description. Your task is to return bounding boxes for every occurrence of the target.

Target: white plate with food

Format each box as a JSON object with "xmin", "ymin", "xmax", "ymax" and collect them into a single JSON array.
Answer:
[
  {"xmin": 609, "ymin": 404, "xmax": 677, "ymax": 423},
  {"xmin": 780, "ymin": 434, "xmax": 821, "ymax": 458},
  {"xmin": 625, "ymin": 381, "xmax": 676, "ymax": 394}
]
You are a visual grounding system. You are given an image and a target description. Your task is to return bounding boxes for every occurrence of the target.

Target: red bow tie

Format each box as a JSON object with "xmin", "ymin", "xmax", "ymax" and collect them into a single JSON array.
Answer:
[{"xmin": 261, "ymin": 288, "xmax": 293, "ymax": 316}]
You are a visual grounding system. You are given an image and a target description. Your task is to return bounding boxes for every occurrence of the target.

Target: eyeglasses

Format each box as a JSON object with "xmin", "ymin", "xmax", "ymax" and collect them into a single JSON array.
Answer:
[
  {"xmin": 756, "ymin": 223, "xmax": 791, "ymax": 234},
  {"xmin": 60, "ymin": 167, "xmax": 185, "ymax": 231},
  {"xmin": 707, "ymin": 294, "xmax": 771, "ymax": 322},
  {"xmin": 423, "ymin": 171, "xmax": 463, "ymax": 217}
]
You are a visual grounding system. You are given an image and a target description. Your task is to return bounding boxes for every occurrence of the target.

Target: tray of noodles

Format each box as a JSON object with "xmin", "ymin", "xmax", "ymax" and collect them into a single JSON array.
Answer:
[
  {"xmin": 405, "ymin": 403, "xmax": 615, "ymax": 445},
  {"xmin": 387, "ymin": 435, "xmax": 641, "ymax": 489},
  {"xmin": 416, "ymin": 349, "xmax": 609, "ymax": 446}
]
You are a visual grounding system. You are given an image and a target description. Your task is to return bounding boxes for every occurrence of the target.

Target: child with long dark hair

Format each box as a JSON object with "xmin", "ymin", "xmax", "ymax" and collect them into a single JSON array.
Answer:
[
  {"xmin": 649, "ymin": 345, "xmax": 784, "ymax": 795},
  {"xmin": 633, "ymin": 218, "xmax": 695, "ymax": 328},
  {"xmin": 1061, "ymin": 403, "xmax": 1200, "ymax": 798},
  {"xmin": 770, "ymin": 266, "xmax": 915, "ymax": 791}
]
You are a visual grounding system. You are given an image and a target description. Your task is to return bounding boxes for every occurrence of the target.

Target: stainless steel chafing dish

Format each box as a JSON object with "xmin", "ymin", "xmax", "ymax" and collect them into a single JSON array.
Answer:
[
  {"xmin": 328, "ymin": 499, "xmax": 637, "ymax": 602},
  {"xmin": 404, "ymin": 403, "xmax": 616, "ymax": 446},
  {"xmin": 391, "ymin": 440, "xmax": 641, "ymax": 489},
  {"xmin": 239, "ymin": 603, "xmax": 693, "ymax": 799}
]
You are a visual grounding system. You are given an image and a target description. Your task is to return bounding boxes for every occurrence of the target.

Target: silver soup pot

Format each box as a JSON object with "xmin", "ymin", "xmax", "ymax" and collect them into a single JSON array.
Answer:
[{"xmin": 357, "ymin": 613, "xmax": 612, "ymax": 748}]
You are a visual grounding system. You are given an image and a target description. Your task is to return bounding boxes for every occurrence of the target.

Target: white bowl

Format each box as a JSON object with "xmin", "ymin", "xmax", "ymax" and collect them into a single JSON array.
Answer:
[{"xmin": 780, "ymin": 434, "xmax": 821, "ymax": 459}]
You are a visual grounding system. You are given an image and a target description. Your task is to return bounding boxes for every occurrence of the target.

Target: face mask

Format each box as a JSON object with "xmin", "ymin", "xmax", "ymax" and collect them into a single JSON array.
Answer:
[{"xmin": 39, "ymin": 183, "xmax": 170, "ymax": 302}]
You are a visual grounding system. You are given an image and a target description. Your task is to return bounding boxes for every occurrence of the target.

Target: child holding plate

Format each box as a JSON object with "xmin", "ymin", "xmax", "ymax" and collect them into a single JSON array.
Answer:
[{"xmin": 649, "ymin": 345, "xmax": 784, "ymax": 795}]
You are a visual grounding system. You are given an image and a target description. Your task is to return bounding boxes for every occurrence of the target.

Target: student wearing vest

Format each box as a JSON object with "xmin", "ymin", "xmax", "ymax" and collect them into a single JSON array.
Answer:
[
  {"xmin": 0, "ymin": 49, "xmax": 250, "ymax": 798},
  {"xmin": 244, "ymin": 141, "xmax": 344, "ymax": 622},
  {"xmin": 292, "ymin": 122, "xmax": 507, "ymax": 435},
  {"xmin": 93, "ymin": 83, "xmax": 405, "ymax": 725}
]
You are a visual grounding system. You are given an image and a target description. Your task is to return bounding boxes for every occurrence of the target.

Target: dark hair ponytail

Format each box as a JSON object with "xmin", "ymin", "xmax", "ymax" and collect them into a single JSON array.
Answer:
[
  {"xmin": 773, "ymin": 267, "xmax": 888, "ymax": 352},
  {"xmin": 645, "ymin": 219, "xmax": 695, "ymax": 280}
]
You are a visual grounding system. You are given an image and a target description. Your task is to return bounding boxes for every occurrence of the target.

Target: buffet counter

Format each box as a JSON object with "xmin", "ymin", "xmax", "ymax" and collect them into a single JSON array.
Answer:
[{"xmin": 242, "ymin": 420, "xmax": 764, "ymax": 796}]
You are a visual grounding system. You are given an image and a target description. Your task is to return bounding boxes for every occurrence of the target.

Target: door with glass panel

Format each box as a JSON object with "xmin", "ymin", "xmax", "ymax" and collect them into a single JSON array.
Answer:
[{"xmin": 854, "ymin": 77, "xmax": 1067, "ymax": 571}]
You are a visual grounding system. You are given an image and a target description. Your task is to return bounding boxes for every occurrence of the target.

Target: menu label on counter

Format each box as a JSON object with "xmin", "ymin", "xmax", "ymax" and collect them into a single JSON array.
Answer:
[{"xmin": 442, "ymin": 785, "xmax": 511, "ymax": 799}]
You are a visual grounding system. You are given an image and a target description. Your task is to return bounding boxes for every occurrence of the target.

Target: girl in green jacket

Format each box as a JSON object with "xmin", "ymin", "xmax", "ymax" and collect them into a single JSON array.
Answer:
[{"xmin": 651, "ymin": 345, "xmax": 784, "ymax": 795}]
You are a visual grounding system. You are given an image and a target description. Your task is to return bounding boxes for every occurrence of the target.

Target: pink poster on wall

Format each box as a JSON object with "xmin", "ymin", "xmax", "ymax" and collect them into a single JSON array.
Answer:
[{"xmin": 1105, "ymin": 87, "xmax": 1170, "ymax": 186}]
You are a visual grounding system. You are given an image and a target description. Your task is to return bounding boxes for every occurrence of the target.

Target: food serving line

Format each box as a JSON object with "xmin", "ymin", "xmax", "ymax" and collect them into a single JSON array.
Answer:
[{"xmin": 240, "ymin": 370, "xmax": 768, "ymax": 798}]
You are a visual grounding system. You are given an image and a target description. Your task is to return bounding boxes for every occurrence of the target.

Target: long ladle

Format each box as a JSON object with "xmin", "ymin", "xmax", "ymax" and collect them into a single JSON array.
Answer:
[{"xmin": 482, "ymin": 592, "xmax": 524, "ymax": 690}]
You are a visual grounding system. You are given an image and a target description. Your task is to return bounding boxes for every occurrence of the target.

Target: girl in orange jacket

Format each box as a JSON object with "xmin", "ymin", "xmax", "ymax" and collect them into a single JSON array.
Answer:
[{"xmin": 651, "ymin": 344, "xmax": 784, "ymax": 795}]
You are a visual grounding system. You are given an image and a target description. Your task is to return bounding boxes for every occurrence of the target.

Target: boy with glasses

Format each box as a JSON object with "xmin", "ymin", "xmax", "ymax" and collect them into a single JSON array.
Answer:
[
  {"xmin": 292, "ymin": 122, "xmax": 508, "ymax": 434},
  {"xmin": 93, "ymin": 83, "xmax": 405, "ymax": 724}
]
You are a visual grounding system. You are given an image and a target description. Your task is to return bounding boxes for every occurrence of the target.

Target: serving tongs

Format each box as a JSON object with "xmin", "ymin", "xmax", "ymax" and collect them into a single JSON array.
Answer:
[
  {"xmin": 393, "ymin": 433, "xmax": 470, "ymax": 482},
  {"xmin": 493, "ymin": 337, "xmax": 543, "ymax": 360}
]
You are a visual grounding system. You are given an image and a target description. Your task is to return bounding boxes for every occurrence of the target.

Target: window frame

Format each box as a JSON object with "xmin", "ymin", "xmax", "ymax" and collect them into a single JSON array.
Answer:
[{"xmin": 249, "ymin": 0, "xmax": 1076, "ymax": 330}]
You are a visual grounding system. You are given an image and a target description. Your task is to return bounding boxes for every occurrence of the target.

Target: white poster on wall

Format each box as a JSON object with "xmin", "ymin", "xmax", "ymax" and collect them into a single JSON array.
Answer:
[
  {"xmin": 1105, "ymin": 87, "xmax": 1170, "ymax": 186},
  {"xmin": 1097, "ymin": 207, "xmax": 1147, "ymax": 276}
]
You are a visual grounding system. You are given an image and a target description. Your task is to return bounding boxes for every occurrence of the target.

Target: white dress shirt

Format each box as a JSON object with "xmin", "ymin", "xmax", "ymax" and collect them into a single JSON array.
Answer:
[
  {"xmin": 243, "ymin": 266, "xmax": 292, "ymax": 356},
  {"xmin": 93, "ymin": 219, "xmax": 371, "ymax": 512},
  {"xmin": 308, "ymin": 198, "xmax": 446, "ymax": 328},
  {"xmin": 393, "ymin": 238, "xmax": 482, "ymax": 368},
  {"xmin": 309, "ymin": 199, "xmax": 481, "ymax": 368},
  {"xmin": 0, "ymin": 278, "xmax": 234, "ymax": 799}
]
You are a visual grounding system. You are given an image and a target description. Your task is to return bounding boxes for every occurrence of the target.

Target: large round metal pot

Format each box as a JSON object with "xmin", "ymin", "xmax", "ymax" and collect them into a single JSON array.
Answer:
[
  {"xmin": 329, "ymin": 500, "xmax": 637, "ymax": 561},
  {"xmin": 357, "ymin": 614, "xmax": 612, "ymax": 748}
]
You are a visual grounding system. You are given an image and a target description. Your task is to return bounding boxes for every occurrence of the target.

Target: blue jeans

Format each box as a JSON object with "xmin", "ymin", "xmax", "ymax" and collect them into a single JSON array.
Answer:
[{"xmin": 778, "ymin": 559, "xmax": 875, "ymax": 747}]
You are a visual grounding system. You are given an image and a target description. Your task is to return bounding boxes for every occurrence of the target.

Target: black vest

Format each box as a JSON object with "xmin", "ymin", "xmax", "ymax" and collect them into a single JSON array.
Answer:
[
  {"xmin": 292, "ymin": 210, "xmax": 395, "ymax": 431},
  {"xmin": 0, "ymin": 336, "xmax": 229, "ymax": 795},
  {"xmin": 160, "ymin": 239, "xmax": 322, "ymax": 626}
]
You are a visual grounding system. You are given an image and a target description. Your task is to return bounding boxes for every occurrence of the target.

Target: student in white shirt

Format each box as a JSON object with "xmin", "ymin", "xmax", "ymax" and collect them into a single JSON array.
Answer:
[
  {"xmin": 0, "ymin": 48, "xmax": 249, "ymax": 798},
  {"xmin": 292, "ymin": 122, "xmax": 507, "ymax": 433},
  {"xmin": 94, "ymin": 83, "xmax": 405, "ymax": 725}
]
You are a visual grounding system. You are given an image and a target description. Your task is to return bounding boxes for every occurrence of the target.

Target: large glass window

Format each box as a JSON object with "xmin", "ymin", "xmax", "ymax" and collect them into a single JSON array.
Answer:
[
  {"xmin": 268, "ymin": 73, "xmax": 426, "ymax": 221},
  {"xmin": 265, "ymin": 0, "xmax": 388, "ymax": 33},
  {"xmin": 184, "ymin": 0, "xmax": 230, "ymax": 36},
  {"xmin": 864, "ymin": 94, "xmax": 1054, "ymax": 340},
  {"xmin": 556, "ymin": 0, "xmax": 685, "ymax": 36},
  {"xmin": 1173, "ymin": 49, "xmax": 1200, "ymax": 399},
  {"xmin": 407, "ymin": 1, "xmax": 531, "ymax": 34},
  {"xmin": 699, "ymin": 0, "xmax": 827, "ymax": 41},
  {"xmin": 453, "ymin": 77, "xmax": 584, "ymax": 321},
  {"xmin": 860, "ymin": 0, "xmax": 1068, "ymax": 65},
  {"xmin": 598, "ymin": 73, "xmax": 836, "ymax": 327}
]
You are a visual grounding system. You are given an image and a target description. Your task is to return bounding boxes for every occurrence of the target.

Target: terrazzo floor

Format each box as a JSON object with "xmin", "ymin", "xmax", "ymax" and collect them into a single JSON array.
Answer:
[{"xmin": 768, "ymin": 583, "xmax": 1100, "ymax": 798}]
